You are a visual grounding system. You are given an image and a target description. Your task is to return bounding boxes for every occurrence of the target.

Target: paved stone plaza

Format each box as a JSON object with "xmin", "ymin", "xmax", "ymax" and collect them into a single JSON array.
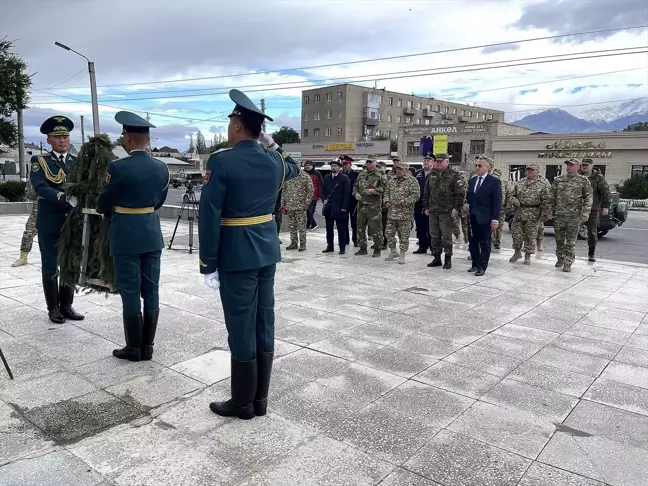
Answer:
[{"xmin": 1, "ymin": 214, "xmax": 648, "ymax": 486}]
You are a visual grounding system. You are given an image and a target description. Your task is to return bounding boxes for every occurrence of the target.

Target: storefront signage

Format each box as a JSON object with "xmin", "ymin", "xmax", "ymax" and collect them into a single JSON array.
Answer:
[
  {"xmin": 433, "ymin": 135, "xmax": 448, "ymax": 155},
  {"xmin": 539, "ymin": 139, "xmax": 612, "ymax": 159},
  {"xmin": 404, "ymin": 124, "xmax": 488, "ymax": 136},
  {"xmin": 311, "ymin": 142, "xmax": 377, "ymax": 152}
]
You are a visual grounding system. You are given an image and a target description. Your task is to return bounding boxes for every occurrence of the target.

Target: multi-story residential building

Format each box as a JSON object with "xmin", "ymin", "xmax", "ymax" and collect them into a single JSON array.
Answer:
[{"xmin": 300, "ymin": 83, "xmax": 505, "ymax": 144}]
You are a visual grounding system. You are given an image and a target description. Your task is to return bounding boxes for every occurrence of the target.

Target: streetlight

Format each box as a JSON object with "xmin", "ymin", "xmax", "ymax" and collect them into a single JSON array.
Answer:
[{"xmin": 54, "ymin": 41, "xmax": 100, "ymax": 137}]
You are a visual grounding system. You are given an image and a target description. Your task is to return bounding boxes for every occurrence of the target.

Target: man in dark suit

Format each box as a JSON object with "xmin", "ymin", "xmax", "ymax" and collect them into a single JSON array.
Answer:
[
  {"xmin": 466, "ymin": 155, "xmax": 502, "ymax": 276},
  {"xmin": 341, "ymin": 156, "xmax": 359, "ymax": 246},
  {"xmin": 321, "ymin": 159, "xmax": 351, "ymax": 254},
  {"xmin": 96, "ymin": 111, "xmax": 170, "ymax": 362},
  {"xmin": 198, "ymin": 89, "xmax": 299, "ymax": 419},
  {"xmin": 413, "ymin": 154, "xmax": 434, "ymax": 253}
]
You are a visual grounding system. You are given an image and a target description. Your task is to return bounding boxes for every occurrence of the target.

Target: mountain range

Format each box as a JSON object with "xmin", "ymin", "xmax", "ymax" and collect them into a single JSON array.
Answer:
[{"xmin": 508, "ymin": 99, "xmax": 648, "ymax": 134}]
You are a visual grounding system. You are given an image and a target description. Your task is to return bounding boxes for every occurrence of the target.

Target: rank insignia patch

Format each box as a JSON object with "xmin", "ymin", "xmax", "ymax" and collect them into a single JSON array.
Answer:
[{"xmin": 31, "ymin": 162, "xmax": 40, "ymax": 172}]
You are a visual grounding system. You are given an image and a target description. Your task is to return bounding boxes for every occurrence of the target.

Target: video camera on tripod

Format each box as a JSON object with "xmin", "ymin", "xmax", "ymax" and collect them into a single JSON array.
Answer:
[{"xmin": 169, "ymin": 180, "xmax": 200, "ymax": 253}]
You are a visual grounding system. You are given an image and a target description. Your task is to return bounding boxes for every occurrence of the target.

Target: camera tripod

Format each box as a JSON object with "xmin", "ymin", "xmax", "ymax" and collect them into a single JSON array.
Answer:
[{"xmin": 168, "ymin": 186, "xmax": 200, "ymax": 254}]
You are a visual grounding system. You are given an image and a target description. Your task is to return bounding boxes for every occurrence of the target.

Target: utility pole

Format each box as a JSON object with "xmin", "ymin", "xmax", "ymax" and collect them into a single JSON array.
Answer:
[
  {"xmin": 260, "ymin": 99, "xmax": 266, "ymax": 133},
  {"xmin": 146, "ymin": 112, "xmax": 152, "ymax": 155},
  {"xmin": 80, "ymin": 115, "xmax": 85, "ymax": 145},
  {"xmin": 17, "ymin": 108, "xmax": 25, "ymax": 180}
]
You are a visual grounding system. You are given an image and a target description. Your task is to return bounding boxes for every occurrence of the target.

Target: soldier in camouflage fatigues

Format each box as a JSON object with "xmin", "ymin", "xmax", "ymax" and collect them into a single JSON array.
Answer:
[
  {"xmin": 551, "ymin": 159, "xmax": 593, "ymax": 272},
  {"xmin": 384, "ymin": 161, "xmax": 420, "ymax": 264},
  {"xmin": 579, "ymin": 159, "xmax": 611, "ymax": 262},
  {"xmin": 281, "ymin": 165, "xmax": 314, "ymax": 251},
  {"xmin": 378, "ymin": 161, "xmax": 391, "ymax": 249},
  {"xmin": 534, "ymin": 174, "xmax": 552, "ymax": 251},
  {"xmin": 423, "ymin": 154, "xmax": 465, "ymax": 269},
  {"xmin": 490, "ymin": 167, "xmax": 509, "ymax": 249},
  {"xmin": 353, "ymin": 156, "xmax": 388, "ymax": 257},
  {"xmin": 12, "ymin": 178, "xmax": 39, "ymax": 267},
  {"xmin": 508, "ymin": 164, "xmax": 551, "ymax": 265}
]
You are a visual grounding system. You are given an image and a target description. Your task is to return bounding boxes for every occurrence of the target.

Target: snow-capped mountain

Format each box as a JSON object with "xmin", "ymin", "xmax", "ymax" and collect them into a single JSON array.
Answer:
[{"xmin": 579, "ymin": 99, "xmax": 648, "ymax": 123}]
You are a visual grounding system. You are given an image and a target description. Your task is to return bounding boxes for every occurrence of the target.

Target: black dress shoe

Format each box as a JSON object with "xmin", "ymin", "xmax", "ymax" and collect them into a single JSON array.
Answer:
[
  {"xmin": 467, "ymin": 266, "xmax": 478, "ymax": 273},
  {"xmin": 413, "ymin": 247, "xmax": 428, "ymax": 254},
  {"xmin": 48, "ymin": 308, "xmax": 66, "ymax": 324},
  {"xmin": 322, "ymin": 247, "xmax": 334, "ymax": 253},
  {"xmin": 339, "ymin": 247, "xmax": 346, "ymax": 255},
  {"xmin": 475, "ymin": 268, "xmax": 486, "ymax": 276}
]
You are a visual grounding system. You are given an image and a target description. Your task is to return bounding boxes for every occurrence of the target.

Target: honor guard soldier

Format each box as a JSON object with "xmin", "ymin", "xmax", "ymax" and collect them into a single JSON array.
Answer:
[
  {"xmin": 199, "ymin": 89, "xmax": 299, "ymax": 420},
  {"xmin": 30, "ymin": 116, "xmax": 84, "ymax": 324},
  {"xmin": 96, "ymin": 111, "xmax": 170, "ymax": 362}
]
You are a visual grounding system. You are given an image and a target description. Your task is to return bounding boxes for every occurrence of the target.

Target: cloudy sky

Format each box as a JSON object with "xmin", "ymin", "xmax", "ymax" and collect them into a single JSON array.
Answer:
[{"xmin": 4, "ymin": 0, "xmax": 648, "ymax": 150}]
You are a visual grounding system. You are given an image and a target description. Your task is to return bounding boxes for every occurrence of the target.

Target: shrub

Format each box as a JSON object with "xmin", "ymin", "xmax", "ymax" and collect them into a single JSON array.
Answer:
[
  {"xmin": 0, "ymin": 180, "xmax": 27, "ymax": 202},
  {"xmin": 616, "ymin": 174, "xmax": 648, "ymax": 200}
]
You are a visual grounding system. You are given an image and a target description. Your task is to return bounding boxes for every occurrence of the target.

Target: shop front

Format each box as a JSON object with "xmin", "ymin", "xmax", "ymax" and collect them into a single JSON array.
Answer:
[{"xmin": 281, "ymin": 140, "xmax": 390, "ymax": 165}]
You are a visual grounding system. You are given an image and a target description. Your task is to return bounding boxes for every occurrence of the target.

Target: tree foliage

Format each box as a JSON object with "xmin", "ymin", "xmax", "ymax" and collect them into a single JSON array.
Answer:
[
  {"xmin": 195, "ymin": 131, "xmax": 207, "ymax": 154},
  {"xmin": 112, "ymin": 135, "xmax": 123, "ymax": 148},
  {"xmin": 616, "ymin": 174, "xmax": 648, "ymax": 200},
  {"xmin": 271, "ymin": 126, "xmax": 300, "ymax": 146},
  {"xmin": 188, "ymin": 133, "xmax": 195, "ymax": 154},
  {"xmin": 0, "ymin": 38, "xmax": 31, "ymax": 146},
  {"xmin": 623, "ymin": 122, "xmax": 648, "ymax": 132}
]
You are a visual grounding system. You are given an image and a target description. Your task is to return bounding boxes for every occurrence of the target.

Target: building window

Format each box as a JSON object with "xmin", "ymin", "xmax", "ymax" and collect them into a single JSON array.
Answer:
[
  {"xmin": 326, "ymin": 92, "xmax": 332, "ymax": 101},
  {"xmin": 470, "ymin": 140, "xmax": 486, "ymax": 154},
  {"xmin": 405, "ymin": 116, "xmax": 412, "ymax": 124},
  {"xmin": 313, "ymin": 128, "xmax": 320, "ymax": 137},
  {"xmin": 303, "ymin": 112, "xmax": 308, "ymax": 122},
  {"xmin": 396, "ymin": 115, "xmax": 402, "ymax": 123},
  {"xmin": 304, "ymin": 96, "xmax": 310, "ymax": 104},
  {"xmin": 337, "ymin": 110, "xmax": 342, "ymax": 118},
  {"xmin": 509, "ymin": 164, "xmax": 527, "ymax": 182},
  {"xmin": 314, "ymin": 94, "xmax": 320, "ymax": 103},
  {"xmin": 378, "ymin": 95, "xmax": 382, "ymax": 103},
  {"xmin": 326, "ymin": 110, "xmax": 332, "ymax": 119},
  {"xmin": 387, "ymin": 130, "xmax": 392, "ymax": 138},
  {"xmin": 417, "ymin": 102, "xmax": 422, "ymax": 109},
  {"xmin": 631, "ymin": 165, "xmax": 648, "ymax": 178},
  {"xmin": 378, "ymin": 112, "xmax": 383, "ymax": 121},
  {"xmin": 486, "ymin": 114, "xmax": 493, "ymax": 121},
  {"xmin": 444, "ymin": 107, "xmax": 449, "ymax": 114},
  {"xmin": 452, "ymin": 108, "xmax": 457, "ymax": 115},
  {"xmin": 314, "ymin": 112, "xmax": 320, "ymax": 121},
  {"xmin": 424, "ymin": 119, "xmax": 430, "ymax": 125},
  {"xmin": 388, "ymin": 97, "xmax": 393, "ymax": 106},
  {"xmin": 436, "ymin": 105, "xmax": 441, "ymax": 112},
  {"xmin": 406, "ymin": 100, "xmax": 412, "ymax": 108},
  {"xmin": 303, "ymin": 128, "xmax": 308, "ymax": 138},
  {"xmin": 370, "ymin": 111, "xmax": 377, "ymax": 119},
  {"xmin": 397, "ymin": 99, "xmax": 402, "ymax": 107},
  {"xmin": 468, "ymin": 111, "xmax": 472, "ymax": 117},
  {"xmin": 388, "ymin": 114, "xmax": 392, "ymax": 123},
  {"xmin": 375, "ymin": 130, "xmax": 380, "ymax": 137},
  {"xmin": 426, "ymin": 104, "xmax": 431, "ymax": 111},
  {"xmin": 416, "ymin": 118, "xmax": 421, "ymax": 125},
  {"xmin": 337, "ymin": 126, "xmax": 342, "ymax": 136},
  {"xmin": 325, "ymin": 127, "xmax": 332, "ymax": 137},
  {"xmin": 406, "ymin": 141, "xmax": 420, "ymax": 156},
  {"xmin": 337, "ymin": 91, "xmax": 343, "ymax": 100},
  {"xmin": 595, "ymin": 165, "xmax": 607, "ymax": 176}
]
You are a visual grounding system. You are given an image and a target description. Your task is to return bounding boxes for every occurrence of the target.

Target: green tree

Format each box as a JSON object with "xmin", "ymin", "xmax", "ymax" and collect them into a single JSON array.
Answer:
[
  {"xmin": 623, "ymin": 122, "xmax": 648, "ymax": 132},
  {"xmin": 112, "ymin": 135, "xmax": 123, "ymax": 148},
  {"xmin": 0, "ymin": 38, "xmax": 31, "ymax": 145},
  {"xmin": 195, "ymin": 131, "xmax": 207, "ymax": 154},
  {"xmin": 616, "ymin": 174, "xmax": 648, "ymax": 199},
  {"xmin": 188, "ymin": 133, "xmax": 195, "ymax": 154},
  {"xmin": 271, "ymin": 126, "xmax": 300, "ymax": 146}
]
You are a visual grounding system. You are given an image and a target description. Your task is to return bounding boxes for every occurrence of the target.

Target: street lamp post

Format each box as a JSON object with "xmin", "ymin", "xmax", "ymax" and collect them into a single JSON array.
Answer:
[{"xmin": 54, "ymin": 42, "xmax": 100, "ymax": 136}]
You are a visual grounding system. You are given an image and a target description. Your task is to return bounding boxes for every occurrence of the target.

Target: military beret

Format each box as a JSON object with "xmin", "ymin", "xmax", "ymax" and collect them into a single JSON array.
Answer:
[
  {"xmin": 115, "ymin": 111, "xmax": 155, "ymax": 134},
  {"xmin": 526, "ymin": 164, "xmax": 540, "ymax": 170},
  {"xmin": 580, "ymin": 158, "xmax": 594, "ymax": 165},
  {"xmin": 40, "ymin": 116, "xmax": 74, "ymax": 136},
  {"xmin": 565, "ymin": 159, "xmax": 580, "ymax": 165}
]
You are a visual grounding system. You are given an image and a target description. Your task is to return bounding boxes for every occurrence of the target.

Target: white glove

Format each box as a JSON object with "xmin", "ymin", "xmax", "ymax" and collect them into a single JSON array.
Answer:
[
  {"xmin": 204, "ymin": 271, "xmax": 220, "ymax": 290},
  {"xmin": 67, "ymin": 195, "xmax": 78, "ymax": 207},
  {"xmin": 258, "ymin": 131, "xmax": 277, "ymax": 151}
]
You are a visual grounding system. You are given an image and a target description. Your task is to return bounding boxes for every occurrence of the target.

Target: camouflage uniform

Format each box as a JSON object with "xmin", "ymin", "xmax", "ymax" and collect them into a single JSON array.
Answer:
[
  {"xmin": 551, "ymin": 169, "xmax": 593, "ymax": 269},
  {"xmin": 353, "ymin": 168, "xmax": 387, "ymax": 252},
  {"xmin": 423, "ymin": 167, "xmax": 464, "ymax": 257},
  {"xmin": 535, "ymin": 175, "xmax": 551, "ymax": 249},
  {"xmin": 384, "ymin": 166, "xmax": 420, "ymax": 255},
  {"xmin": 508, "ymin": 175, "xmax": 551, "ymax": 257},
  {"xmin": 490, "ymin": 168, "xmax": 509, "ymax": 249},
  {"xmin": 281, "ymin": 169, "xmax": 314, "ymax": 250},
  {"xmin": 21, "ymin": 179, "xmax": 39, "ymax": 252},
  {"xmin": 579, "ymin": 167, "xmax": 611, "ymax": 252}
]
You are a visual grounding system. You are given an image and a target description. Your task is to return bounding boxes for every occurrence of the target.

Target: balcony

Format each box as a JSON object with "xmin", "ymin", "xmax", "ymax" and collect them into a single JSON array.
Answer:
[
  {"xmin": 403, "ymin": 107, "xmax": 415, "ymax": 115},
  {"xmin": 423, "ymin": 108, "xmax": 435, "ymax": 117},
  {"xmin": 364, "ymin": 116, "xmax": 379, "ymax": 126}
]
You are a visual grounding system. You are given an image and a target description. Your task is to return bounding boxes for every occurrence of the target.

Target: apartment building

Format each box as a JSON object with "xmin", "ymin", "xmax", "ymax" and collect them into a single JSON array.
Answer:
[{"xmin": 300, "ymin": 83, "xmax": 505, "ymax": 144}]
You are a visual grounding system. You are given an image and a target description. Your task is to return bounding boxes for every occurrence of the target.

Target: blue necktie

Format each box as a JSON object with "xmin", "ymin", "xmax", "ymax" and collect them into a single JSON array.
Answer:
[{"xmin": 475, "ymin": 176, "xmax": 483, "ymax": 193}]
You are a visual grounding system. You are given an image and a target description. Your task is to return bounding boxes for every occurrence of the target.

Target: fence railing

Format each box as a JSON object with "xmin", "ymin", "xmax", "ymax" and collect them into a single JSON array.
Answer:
[{"xmin": 620, "ymin": 199, "xmax": 648, "ymax": 208}]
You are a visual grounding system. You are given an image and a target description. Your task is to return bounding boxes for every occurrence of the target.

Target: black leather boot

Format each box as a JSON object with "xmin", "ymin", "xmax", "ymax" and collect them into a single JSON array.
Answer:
[
  {"xmin": 413, "ymin": 247, "xmax": 428, "ymax": 254},
  {"xmin": 141, "ymin": 308, "xmax": 159, "ymax": 360},
  {"xmin": 210, "ymin": 357, "xmax": 257, "ymax": 419},
  {"xmin": 59, "ymin": 284, "xmax": 84, "ymax": 320},
  {"xmin": 43, "ymin": 277, "xmax": 65, "ymax": 324},
  {"xmin": 443, "ymin": 255, "xmax": 452, "ymax": 269},
  {"xmin": 113, "ymin": 314, "xmax": 143, "ymax": 362},
  {"xmin": 322, "ymin": 246, "xmax": 334, "ymax": 253},
  {"xmin": 588, "ymin": 246, "xmax": 596, "ymax": 262},
  {"xmin": 427, "ymin": 255, "xmax": 442, "ymax": 267},
  {"xmin": 254, "ymin": 352, "xmax": 274, "ymax": 416}
]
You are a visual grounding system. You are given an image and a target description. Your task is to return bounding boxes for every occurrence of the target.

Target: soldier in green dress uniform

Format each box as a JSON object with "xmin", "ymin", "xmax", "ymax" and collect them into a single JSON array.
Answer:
[
  {"xmin": 30, "ymin": 116, "xmax": 84, "ymax": 324},
  {"xmin": 96, "ymin": 111, "xmax": 170, "ymax": 362},
  {"xmin": 199, "ymin": 89, "xmax": 299, "ymax": 420}
]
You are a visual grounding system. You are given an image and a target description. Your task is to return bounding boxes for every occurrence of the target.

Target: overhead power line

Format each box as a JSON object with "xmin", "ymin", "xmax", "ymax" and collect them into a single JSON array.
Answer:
[
  {"xmin": 35, "ymin": 24, "xmax": 648, "ymax": 92},
  {"xmin": 30, "ymin": 47, "xmax": 648, "ymax": 105}
]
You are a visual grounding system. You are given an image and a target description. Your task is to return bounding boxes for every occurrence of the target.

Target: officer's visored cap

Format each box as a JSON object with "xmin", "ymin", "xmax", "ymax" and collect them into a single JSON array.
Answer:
[
  {"xmin": 40, "ymin": 116, "xmax": 74, "ymax": 136},
  {"xmin": 424, "ymin": 153, "xmax": 436, "ymax": 161},
  {"xmin": 565, "ymin": 159, "xmax": 580, "ymax": 165},
  {"xmin": 228, "ymin": 89, "xmax": 273, "ymax": 125},
  {"xmin": 340, "ymin": 155, "xmax": 354, "ymax": 163},
  {"xmin": 330, "ymin": 160, "xmax": 343, "ymax": 167},
  {"xmin": 436, "ymin": 153, "xmax": 450, "ymax": 161},
  {"xmin": 115, "ymin": 111, "xmax": 156, "ymax": 134},
  {"xmin": 526, "ymin": 164, "xmax": 540, "ymax": 170},
  {"xmin": 580, "ymin": 158, "xmax": 594, "ymax": 165}
]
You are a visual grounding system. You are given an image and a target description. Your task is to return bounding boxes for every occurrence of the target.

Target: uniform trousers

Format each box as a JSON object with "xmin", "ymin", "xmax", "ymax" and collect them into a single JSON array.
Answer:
[
  {"xmin": 428, "ymin": 213, "xmax": 454, "ymax": 256},
  {"xmin": 586, "ymin": 210, "xmax": 600, "ymax": 247},
  {"xmin": 38, "ymin": 231, "xmax": 61, "ymax": 280},
  {"xmin": 113, "ymin": 250, "xmax": 161, "ymax": 316},
  {"xmin": 414, "ymin": 211, "xmax": 430, "ymax": 249},
  {"xmin": 21, "ymin": 204, "xmax": 38, "ymax": 253},
  {"xmin": 554, "ymin": 217, "xmax": 580, "ymax": 264},
  {"xmin": 219, "ymin": 264, "xmax": 276, "ymax": 361}
]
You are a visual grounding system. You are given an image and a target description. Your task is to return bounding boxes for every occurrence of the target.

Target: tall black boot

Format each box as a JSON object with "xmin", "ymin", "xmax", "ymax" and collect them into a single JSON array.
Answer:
[
  {"xmin": 141, "ymin": 309, "xmax": 159, "ymax": 361},
  {"xmin": 254, "ymin": 352, "xmax": 274, "ymax": 416},
  {"xmin": 59, "ymin": 284, "xmax": 84, "ymax": 320},
  {"xmin": 427, "ymin": 255, "xmax": 442, "ymax": 267},
  {"xmin": 112, "ymin": 314, "xmax": 143, "ymax": 362},
  {"xmin": 443, "ymin": 255, "xmax": 452, "ymax": 269},
  {"xmin": 43, "ymin": 277, "xmax": 65, "ymax": 324},
  {"xmin": 210, "ymin": 357, "xmax": 257, "ymax": 419},
  {"xmin": 588, "ymin": 246, "xmax": 596, "ymax": 262}
]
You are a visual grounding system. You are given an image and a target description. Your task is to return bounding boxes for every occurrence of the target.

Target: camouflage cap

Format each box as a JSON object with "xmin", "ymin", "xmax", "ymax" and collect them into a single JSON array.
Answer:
[
  {"xmin": 377, "ymin": 161, "xmax": 387, "ymax": 168},
  {"xmin": 365, "ymin": 154, "xmax": 377, "ymax": 162},
  {"xmin": 525, "ymin": 164, "xmax": 540, "ymax": 170},
  {"xmin": 565, "ymin": 159, "xmax": 580, "ymax": 165},
  {"xmin": 580, "ymin": 158, "xmax": 594, "ymax": 165},
  {"xmin": 394, "ymin": 160, "xmax": 408, "ymax": 170}
]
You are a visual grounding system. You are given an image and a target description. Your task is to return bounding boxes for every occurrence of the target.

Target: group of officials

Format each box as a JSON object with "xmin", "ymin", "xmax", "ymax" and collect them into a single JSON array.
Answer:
[{"xmin": 16, "ymin": 87, "xmax": 610, "ymax": 423}]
